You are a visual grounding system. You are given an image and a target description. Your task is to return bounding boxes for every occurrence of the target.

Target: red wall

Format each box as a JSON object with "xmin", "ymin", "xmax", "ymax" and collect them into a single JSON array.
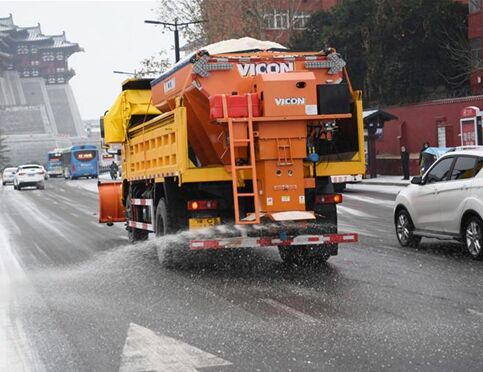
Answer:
[{"xmin": 375, "ymin": 95, "xmax": 483, "ymax": 175}]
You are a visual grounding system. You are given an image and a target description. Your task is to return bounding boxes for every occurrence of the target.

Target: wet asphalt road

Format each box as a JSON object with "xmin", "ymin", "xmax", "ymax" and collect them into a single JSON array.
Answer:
[{"xmin": 0, "ymin": 178, "xmax": 482, "ymax": 371}]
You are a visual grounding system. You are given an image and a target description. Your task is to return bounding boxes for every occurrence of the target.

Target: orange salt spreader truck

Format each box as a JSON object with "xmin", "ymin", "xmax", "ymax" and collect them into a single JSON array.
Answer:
[{"xmin": 98, "ymin": 38, "xmax": 364, "ymax": 265}]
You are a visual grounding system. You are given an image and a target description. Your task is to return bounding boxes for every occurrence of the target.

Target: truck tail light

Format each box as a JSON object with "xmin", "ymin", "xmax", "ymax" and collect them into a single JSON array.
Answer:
[
  {"xmin": 187, "ymin": 200, "xmax": 218, "ymax": 211},
  {"xmin": 316, "ymin": 194, "xmax": 343, "ymax": 204}
]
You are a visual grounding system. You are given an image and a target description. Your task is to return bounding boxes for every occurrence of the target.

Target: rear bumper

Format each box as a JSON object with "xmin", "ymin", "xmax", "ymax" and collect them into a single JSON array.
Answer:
[
  {"xmin": 17, "ymin": 181, "xmax": 42, "ymax": 187},
  {"xmin": 17, "ymin": 177, "xmax": 43, "ymax": 184},
  {"xmin": 190, "ymin": 233, "xmax": 358, "ymax": 250}
]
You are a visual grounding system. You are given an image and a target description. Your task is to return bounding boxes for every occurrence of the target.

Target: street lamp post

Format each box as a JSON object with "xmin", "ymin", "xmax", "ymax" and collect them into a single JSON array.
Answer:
[{"xmin": 144, "ymin": 18, "xmax": 206, "ymax": 63}]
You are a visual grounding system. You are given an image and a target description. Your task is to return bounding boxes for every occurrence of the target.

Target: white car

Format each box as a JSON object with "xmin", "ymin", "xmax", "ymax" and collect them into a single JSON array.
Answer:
[
  {"xmin": 2, "ymin": 167, "xmax": 17, "ymax": 185},
  {"xmin": 394, "ymin": 148, "xmax": 483, "ymax": 260},
  {"xmin": 13, "ymin": 164, "xmax": 46, "ymax": 190}
]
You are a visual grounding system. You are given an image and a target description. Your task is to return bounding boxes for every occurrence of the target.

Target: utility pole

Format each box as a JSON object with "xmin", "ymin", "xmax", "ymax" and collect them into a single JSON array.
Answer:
[{"xmin": 144, "ymin": 18, "xmax": 207, "ymax": 63}]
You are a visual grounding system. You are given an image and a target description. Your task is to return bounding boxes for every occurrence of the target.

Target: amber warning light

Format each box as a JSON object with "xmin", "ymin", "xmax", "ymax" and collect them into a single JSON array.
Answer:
[
  {"xmin": 316, "ymin": 194, "xmax": 343, "ymax": 204},
  {"xmin": 187, "ymin": 200, "xmax": 218, "ymax": 211}
]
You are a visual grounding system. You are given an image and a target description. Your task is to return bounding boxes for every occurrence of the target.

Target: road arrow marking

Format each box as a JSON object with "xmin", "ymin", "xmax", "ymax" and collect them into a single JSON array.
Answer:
[{"xmin": 119, "ymin": 323, "xmax": 232, "ymax": 372}]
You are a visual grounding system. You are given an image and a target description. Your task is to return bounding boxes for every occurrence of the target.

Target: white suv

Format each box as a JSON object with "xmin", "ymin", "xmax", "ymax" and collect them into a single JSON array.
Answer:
[
  {"xmin": 394, "ymin": 148, "xmax": 483, "ymax": 260},
  {"xmin": 13, "ymin": 164, "xmax": 46, "ymax": 190}
]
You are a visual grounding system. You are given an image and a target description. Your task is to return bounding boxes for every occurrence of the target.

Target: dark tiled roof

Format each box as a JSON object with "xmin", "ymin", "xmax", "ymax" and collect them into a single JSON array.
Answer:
[
  {"xmin": 0, "ymin": 14, "xmax": 81, "ymax": 51},
  {"xmin": 0, "ymin": 14, "xmax": 14, "ymax": 26},
  {"xmin": 14, "ymin": 24, "xmax": 51, "ymax": 42}
]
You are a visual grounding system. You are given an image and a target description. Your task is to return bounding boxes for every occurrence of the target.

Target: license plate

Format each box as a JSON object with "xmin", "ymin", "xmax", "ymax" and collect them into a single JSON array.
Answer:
[
  {"xmin": 189, "ymin": 217, "xmax": 221, "ymax": 230},
  {"xmin": 28, "ymin": 173, "xmax": 35, "ymax": 176}
]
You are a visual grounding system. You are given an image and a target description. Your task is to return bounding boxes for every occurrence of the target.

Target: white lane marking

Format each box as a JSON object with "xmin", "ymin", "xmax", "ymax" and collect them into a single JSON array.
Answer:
[
  {"xmin": 262, "ymin": 299, "xmax": 317, "ymax": 323},
  {"xmin": 467, "ymin": 308, "xmax": 483, "ymax": 317},
  {"xmin": 337, "ymin": 205, "xmax": 375, "ymax": 219},
  {"xmin": 0, "ymin": 214, "xmax": 45, "ymax": 371},
  {"xmin": 119, "ymin": 323, "xmax": 232, "ymax": 372}
]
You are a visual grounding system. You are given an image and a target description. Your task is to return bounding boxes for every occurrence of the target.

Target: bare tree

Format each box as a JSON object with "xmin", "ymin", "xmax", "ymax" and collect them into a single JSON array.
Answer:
[
  {"xmin": 150, "ymin": 0, "xmax": 307, "ymax": 52},
  {"xmin": 441, "ymin": 28, "xmax": 476, "ymax": 93},
  {"xmin": 135, "ymin": 51, "xmax": 172, "ymax": 77}
]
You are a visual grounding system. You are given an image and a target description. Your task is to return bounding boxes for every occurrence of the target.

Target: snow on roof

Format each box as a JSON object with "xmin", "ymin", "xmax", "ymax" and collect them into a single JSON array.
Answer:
[{"xmin": 203, "ymin": 37, "xmax": 287, "ymax": 55}]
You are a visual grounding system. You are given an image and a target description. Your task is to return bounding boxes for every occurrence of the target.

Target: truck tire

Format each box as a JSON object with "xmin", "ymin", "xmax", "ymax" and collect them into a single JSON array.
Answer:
[
  {"xmin": 126, "ymin": 197, "xmax": 148, "ymax": 243},
  {"xmin": 278, "ymin": 245, "xmax": 331, "ymax": 266},
  {"xmin": 155, "ymin": 198, "xmax": 188, "ymax": 266}
]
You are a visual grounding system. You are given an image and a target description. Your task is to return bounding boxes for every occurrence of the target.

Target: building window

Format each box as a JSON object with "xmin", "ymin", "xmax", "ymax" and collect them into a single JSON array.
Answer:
[
  {"xmin": 48, "ymin": 75, "xmax": 56, "ymax": 84},
  {"xmin": 17, "ymin": 45, "xmax": 29, "ymax": 54},
  {"xmin": 437, "ymin": 126, "xmax": 446, "ymax": 148},
  {"xmin": 56, "ymin": 67, "xmax": 65, "ymax": 73},
  {"xmin": 31, "ymin": 60, "xmax": 40, "ymax": 66},
  {"xmin": 470, "ymin": 38, "xmax": 481, "ymax": 69},
  {"xmin": 42, "ymin": 52, "xmax": 54, "ymax": 62},
  {"xmin": 57, "ymin": 76, "xmax": 65, "ymax": 83},
  {"xmin": 22, "ymin": 70, "xmax": 30, "ymax": 77},
  {"xmin": 31, "ymin": 69, "xmax": 39, "ymax": 77},
  {"xmin": 264, "ymin": 9, "xmax": 289, "ymax": 30},
  {"xmin": 56, "ymin": 52, "xmax": 64, "ymax": 61},
  {"xmin": 31, "ymin": 46, "xmax": 38, "ymax": 54},
  {"xmin": 293, "ymin": 12, "xmax": 311, "ymax": 29},
  {"xmin": 469, "ymin": 0, "xmax": 481, "ymax": 13}
]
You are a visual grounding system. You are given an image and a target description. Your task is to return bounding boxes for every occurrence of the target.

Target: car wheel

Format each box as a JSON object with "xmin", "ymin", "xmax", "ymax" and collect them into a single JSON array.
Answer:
[
  {"xmin": 395, "ymin": 209, "xmax": 421, "ymax": 248},
  {"xmin": 17, "ymin": 184, "xmax": 22, "ymax": 191},
  {"xmin": 464, "ymin": 216, "xmax": 483, "ymax": 260}
]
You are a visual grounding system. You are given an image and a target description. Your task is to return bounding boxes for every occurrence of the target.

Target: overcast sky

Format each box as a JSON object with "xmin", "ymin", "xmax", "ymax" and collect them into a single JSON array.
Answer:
[{"xmin": 3, "ymin": 0, "xmax": 177, "ymax": 119}]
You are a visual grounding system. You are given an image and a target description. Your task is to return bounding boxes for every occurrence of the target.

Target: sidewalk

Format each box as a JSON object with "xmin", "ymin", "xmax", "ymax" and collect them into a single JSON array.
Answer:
[{"xmin": 361, "ymin": 175, "xmax": 412, "ymax": 187}]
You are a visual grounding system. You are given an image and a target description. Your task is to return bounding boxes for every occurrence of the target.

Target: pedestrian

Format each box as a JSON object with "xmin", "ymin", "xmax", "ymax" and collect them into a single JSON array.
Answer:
[
  {"xmin": 400, "ymin": 146, "xmax": 410, "ymax": 180},
  {"xmin": 110, "ymin": 160, "xmax": 119, "ymax": 180},
  {"xmin": 419, "ymin": 141, "xmax": 430, "ymax": 175}
]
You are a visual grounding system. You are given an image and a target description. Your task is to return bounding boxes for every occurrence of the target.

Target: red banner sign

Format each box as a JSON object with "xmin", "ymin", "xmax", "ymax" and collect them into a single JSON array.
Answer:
[{"xmin": 461, "ymin": 120, "xmax": 477, "ymax": 146}]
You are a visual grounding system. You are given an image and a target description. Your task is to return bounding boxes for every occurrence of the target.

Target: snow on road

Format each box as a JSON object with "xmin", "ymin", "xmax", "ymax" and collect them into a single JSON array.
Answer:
[
  {"xmin": 0, "ymin": 213, "xmax": 45, "ymax": 371},
  {"xmin": 65, "ymin": 173, "xmax": 111, "ymax": 194}
]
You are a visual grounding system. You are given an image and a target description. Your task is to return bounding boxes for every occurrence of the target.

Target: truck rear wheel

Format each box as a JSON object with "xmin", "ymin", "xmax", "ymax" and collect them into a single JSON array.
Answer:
[
  {"xmin": 155, "ymin": 198, "xmax": 188, "ymax": 266},
  {"xmin": 126, "ymin": 197, "xmax": 148, "ymax": 243},
  {"xmin": 278, "ymin": 245, "xmax": 331, "ymax": 266}
]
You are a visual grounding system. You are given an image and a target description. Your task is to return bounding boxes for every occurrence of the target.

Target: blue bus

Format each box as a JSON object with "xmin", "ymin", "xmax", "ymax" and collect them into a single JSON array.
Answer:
[
  {"xmin": 46, "ymin": 149, "xmax": 64, "ymax": 177},
  {"xmin": 61, "ymin": 145, "xmax": 99, "ymax": 179}
]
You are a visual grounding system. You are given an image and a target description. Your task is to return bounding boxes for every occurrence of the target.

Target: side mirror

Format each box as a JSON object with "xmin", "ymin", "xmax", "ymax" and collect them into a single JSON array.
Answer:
[{"xmin": 411, "ymin": 176, "xmax": 423, "ymax": 185}]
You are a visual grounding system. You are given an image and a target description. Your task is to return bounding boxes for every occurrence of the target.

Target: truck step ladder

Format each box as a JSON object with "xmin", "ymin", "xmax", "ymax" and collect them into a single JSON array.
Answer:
[
  {"xmin": 226, "ymin": 95, "xmax": 260, "ymax": 225},
  {"xmin": 276, "ymin": 138, "xmax": 294, "ymax": 166}
]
